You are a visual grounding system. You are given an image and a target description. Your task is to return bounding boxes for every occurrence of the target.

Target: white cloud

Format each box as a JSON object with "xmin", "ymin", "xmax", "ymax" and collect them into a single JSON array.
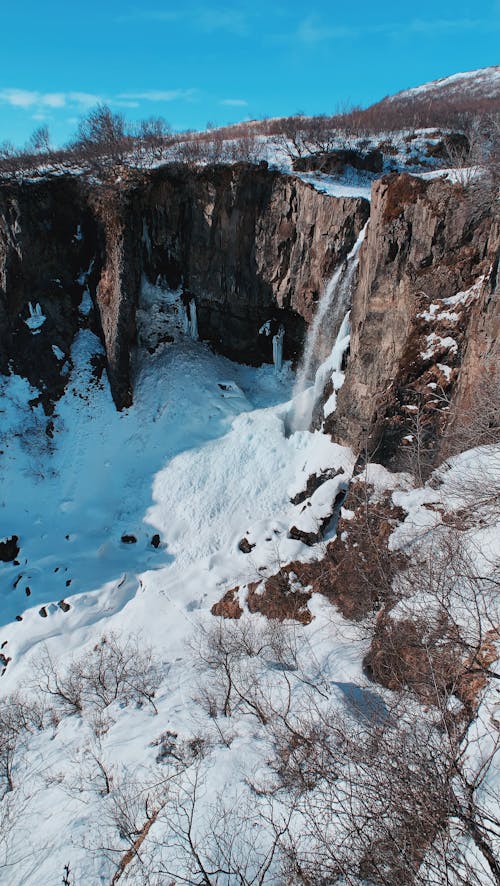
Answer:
[
  {"xmin": 296, "ymin": 18, "xmax": 357, "ymax": 44},
  {"xmin": 118, "ymin": 89, "xmax": 198, "ymax": 102},
  {"xmin": 116, "ymin": 7, "xmax": 249, "ymax": 35},
  {"xmin": 42, "ymin": 93, "xmax": 66, "ymax": 108},
  {"xmin": 0, "ymin": 89, "xmax": 105, "ymax": 112},
  {"xmin": 0, "ymin": 89, "xmax": 40, "ymax": 108},
  {"xmin": 220, "ymin": 98, "xmax": 248, "ymax": 107},
  {"xmin": 0, "ymin": 84, "xmax": 199, "ymax": 124},
  {"xmin": 67, "ymin": 91, "xmax": 103, "ymax": 109}
]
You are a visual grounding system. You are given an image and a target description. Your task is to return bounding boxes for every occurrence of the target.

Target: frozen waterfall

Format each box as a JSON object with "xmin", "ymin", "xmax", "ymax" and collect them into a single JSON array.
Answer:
[
  {"xmin": 273, "ymin": 325, "xmax": 285, "ymax": 373},
  {"xmin": 289, "ymin": 222, "xmax": 368, "ymax": 432},
  {"xmin": 189, "ymin": 299, "xmax": 199, "ymax": 340}
]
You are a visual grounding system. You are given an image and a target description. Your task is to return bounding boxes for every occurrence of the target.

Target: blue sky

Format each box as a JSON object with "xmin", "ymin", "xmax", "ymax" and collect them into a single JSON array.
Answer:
[{"xmin": 0, "ymin": 0, "xmax": 499, "ymax": 147}]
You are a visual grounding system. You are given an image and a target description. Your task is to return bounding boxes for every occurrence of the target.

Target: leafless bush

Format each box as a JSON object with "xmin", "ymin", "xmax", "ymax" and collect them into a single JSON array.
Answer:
[
  {"xmin": 444, "ymin": 362, "xmax": 500, "ymax": 459},
  {"xmin": 192, "ymin": 618, "xmax": 274, "ymax": 724},
  {"xmin": 370, "ymin": 528, "xmax": 500, "ymax": 709},
  {"xmin": 0, "ymin": 693, "xmax": 48, "ymax": 797},
  {"xmin": 31, "ymin": 632, "xmax": 162, "ymax": 717}
]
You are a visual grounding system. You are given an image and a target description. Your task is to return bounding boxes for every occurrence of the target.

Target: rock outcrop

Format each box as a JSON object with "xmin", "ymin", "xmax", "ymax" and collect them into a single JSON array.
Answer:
[
  {"xmin": 1, "ymin": 164, "xmax": 496, "ymax": 447},
  {"xmin": 326, "ymin": 174, "xmax": 499, "ymax": 472},
  {"xmin": 0, "ymin": 177, "xmax": 99, "ymax": 409}
]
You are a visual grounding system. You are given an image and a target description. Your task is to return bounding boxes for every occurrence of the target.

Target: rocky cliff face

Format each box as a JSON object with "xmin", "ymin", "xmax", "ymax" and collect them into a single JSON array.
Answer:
[
  {"xmin": 1, "ymin": 165, "xmax": 496, "ymax": 453},
  {"xmin": 139, "ymin": 164, "xmax": 369, "ymax": 364},
  {"xmin": 0, "ymin": 177, "xmax": 100, "ymax": 409},
  {"xmin": 326, "ymin": 174, "xmax": 499, "ymax": 473},
  {"xmin": 0, "ymin": 165, "xmax": 369, "ymax": 409}
]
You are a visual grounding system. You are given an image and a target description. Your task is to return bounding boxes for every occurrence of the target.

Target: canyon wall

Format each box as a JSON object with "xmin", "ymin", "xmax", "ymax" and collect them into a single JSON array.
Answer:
[
  {"xmin": 0, "ymin": 177, "xmax": 99, "ymax": 408},
  {"xmin": 140, "ymin": 164, "xmax": 369, "ymax": 364},
  {"xmin": 0, "ymin": 165, "xmax": 369, "ymax": 409},
  {"xmin": 0, "ymin": 164, "xmax": 497, "ymax": 465},
  {"xmin": 326, "ymin": 174, "xmax": 499, "ymax": 472}
]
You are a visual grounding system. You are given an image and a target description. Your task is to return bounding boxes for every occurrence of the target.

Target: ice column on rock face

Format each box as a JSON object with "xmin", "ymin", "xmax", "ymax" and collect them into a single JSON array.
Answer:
[
  {"xmin": 189, "ymin": 299, "xmax": 198, "ymax": 340},
  {"xmin": 289, "ymin": 221, "xmax": 368, "ymax": 432},
  {"xmin": 273, "ymin": 325, "xmax": 285, "ymax": 373},
  {"xmin": 25, "ymin": 302, "xmax": 46, "ymax": 332},
  {"xmin": 181, "ymin": 302, "xmax": 190, "ymax": 335},
  {"xmin": 142, "ymin": 219, "xmax": 152, "ymax": 262}
]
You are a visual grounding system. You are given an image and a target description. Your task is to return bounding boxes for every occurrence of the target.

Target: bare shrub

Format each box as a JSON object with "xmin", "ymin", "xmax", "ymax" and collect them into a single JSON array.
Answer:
[
  {"xmin": 0, "ymin": 693, "xmax": 48, "ymax": 797},
  {"xmin": 443, "ymin": 361, "xmax": 500, "ymax": 461},
  {"xmin": 192, "ymin": 618, "xmax": 273, "ymax": 723},
  {"xmin": 32, "ymin": 632, "xmax": 162, "ymax": 717},
  {"xmin": 368, "ymin": 527, "xmax": 500, "ymax": 711}
]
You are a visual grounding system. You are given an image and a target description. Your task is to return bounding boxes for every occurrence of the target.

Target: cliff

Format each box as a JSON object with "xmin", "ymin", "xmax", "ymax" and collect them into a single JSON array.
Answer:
[
  {"xmin": 326, "ymin": 173, "xmax": 499, "ymax": 473},
  {"xmin": 140, "ymin": 164, "xmax": 369, "ymax": 365},
  {"xmin": 0, "ymin": 177, "xmax": 100, "ymax": 409},
  {"xmin": 0, "ymin": 165, "xmax": 497, "ymax": 463},
  {"xmin": 0, "ymin": 165, "xmax": 369, "ymax": 410}
]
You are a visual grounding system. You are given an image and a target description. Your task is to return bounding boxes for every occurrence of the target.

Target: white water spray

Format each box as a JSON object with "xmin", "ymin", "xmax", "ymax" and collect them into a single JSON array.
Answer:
[{"xmin": 289, "ymin": 221, "xmax": 368, "ymax": 432}]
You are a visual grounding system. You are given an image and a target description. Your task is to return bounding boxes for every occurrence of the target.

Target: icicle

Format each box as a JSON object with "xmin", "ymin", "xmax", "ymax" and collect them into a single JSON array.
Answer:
[
  {"xmin": 25, "ymin": 302, "xmax": 46, "ymax": 332},
  {"xmin": 142, "ymin": 219, "xmax": 152, "ymax": 262},
  {"xmin": 189, "ymin": 299, "xmax": 198, "ymax": 340},
  {"xmin": 272, "ymin": 325, "xmax": 285, "ymax": 373},
  {"xmin": 181, "ymin": 303, "xmax": 190, "ymax": 335}
]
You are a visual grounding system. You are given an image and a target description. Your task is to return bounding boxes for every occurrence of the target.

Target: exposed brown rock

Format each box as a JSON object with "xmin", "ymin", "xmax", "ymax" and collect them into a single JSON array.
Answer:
[
  {"xmin": 211, "ymin": 587, "xmax": 243, "ymax": 619},
  {"xmin": 327, "ymin": 173, "xmax": 500, "ymax": 473},
  {"xmin": 246, "ymin": 575, "xmax": 313, "ymax": 624},
  {"xmin": 238, "ymin": 537, "xmax": 255, "ymax": 554},
  {"xmin": 293, "ymin": 149, "xmax": 383, "ymax": 175}
]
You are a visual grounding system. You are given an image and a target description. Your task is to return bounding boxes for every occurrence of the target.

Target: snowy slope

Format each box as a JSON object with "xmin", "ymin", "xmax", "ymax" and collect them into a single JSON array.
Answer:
[
  {"xmin": 0, "ymin": 281, "xmax": 498, "ymax": 884},
  {"xmin": 0, "ymin": 284, "xmax": 364, "ymax": 883},
  {"xmin": 388, "ymin": 65, "xmax": 500, "ymax": 103}
]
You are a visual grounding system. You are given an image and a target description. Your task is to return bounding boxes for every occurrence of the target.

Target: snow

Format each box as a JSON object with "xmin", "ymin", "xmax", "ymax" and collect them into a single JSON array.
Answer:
[
  {"xmin": 289, "ymin": 475, "xmax": 347, "ymax": 536},
  {"xmin": 0, "ymin": 283, "xmax": 374, "ymax": 882},
  {"xmin": 419, "ymin": 303, "xmax": 459, "ymax": 322},
  {"xmin": 51, "ymin": 344, "xmax": 65, "ymax": 361},
  {"xmin": 1, "ymin": 280, "xmax": 498, "ymax": 882},
  {"xmin": 437, "ymin": 362, "xmax": 453, "ymax": 380},
  {"xmin": 389, "ymin": 65, "xmax": 500, "ymax": 101},
  {"xmin": 296, "ymin": 172, "xmax": 372, "ymax": 200},
  {"xmin": 421, "ymin": 332, "xmax": 458, "ymax": 361}
]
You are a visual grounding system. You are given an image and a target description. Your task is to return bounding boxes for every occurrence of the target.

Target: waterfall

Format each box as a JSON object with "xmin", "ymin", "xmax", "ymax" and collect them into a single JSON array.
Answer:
[
  {"xmin": 189, "ymin": 299, "xmax": 198, "ymax": 340},
  {"xmin": 272, "ymin": 325, "xmax": 284, "ymax": 373},
  {"xmin": 289, "ymin": 221, "xmax": 368, "ymax": 432}
]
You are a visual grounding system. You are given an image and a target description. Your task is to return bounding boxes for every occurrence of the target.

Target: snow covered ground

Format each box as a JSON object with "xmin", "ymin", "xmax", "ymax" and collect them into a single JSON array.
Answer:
[
  {"xmin": 0, "ymin": 283, "xmax": 498, "ymax": 884},
  {"xmin": 0, "ymin": 285, "xmax": 368, "ymax": 883}
]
